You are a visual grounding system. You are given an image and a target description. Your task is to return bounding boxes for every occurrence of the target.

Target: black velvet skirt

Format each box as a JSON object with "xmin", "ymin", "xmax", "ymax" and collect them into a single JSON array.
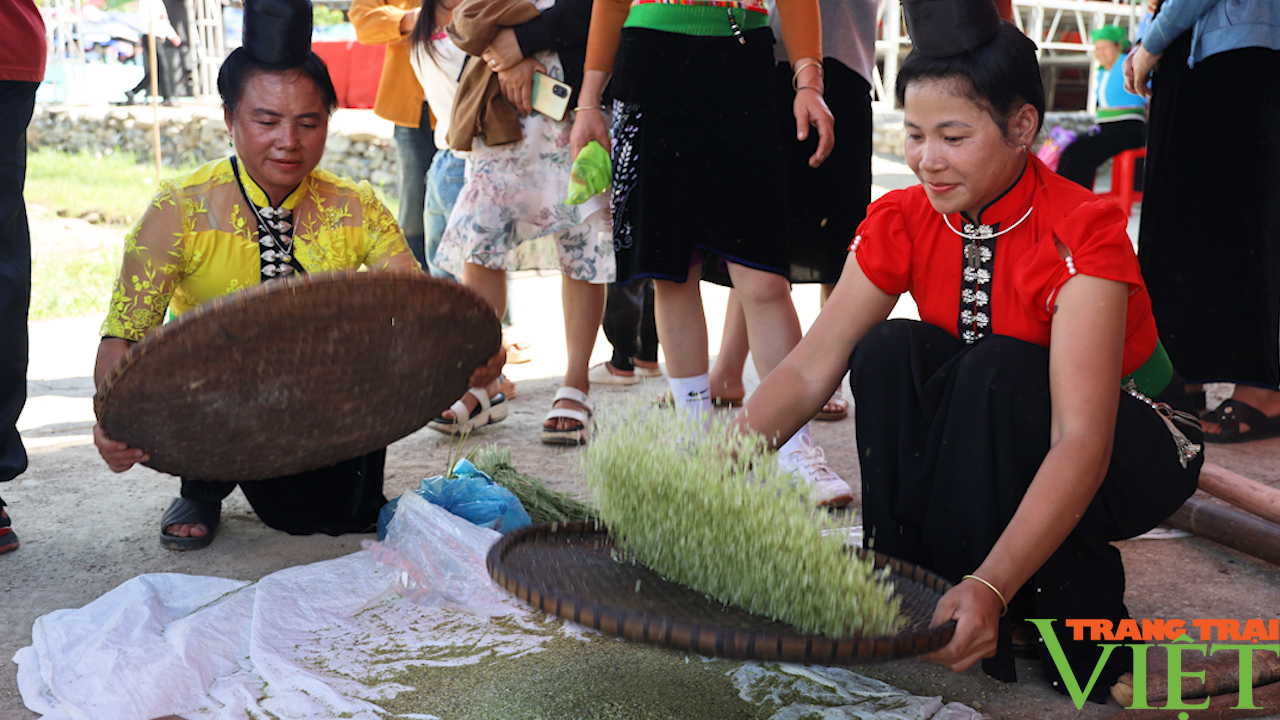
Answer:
[
  {"xmin": 1137, "ymin": 36, "xmax": 1280, "ymax": 388},
  {"xmin": 609, "ymin": 26, "xmax": 789, "ymax": 284}
]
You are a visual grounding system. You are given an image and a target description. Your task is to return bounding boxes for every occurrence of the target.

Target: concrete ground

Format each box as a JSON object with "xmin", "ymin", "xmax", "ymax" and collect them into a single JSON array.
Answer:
[{"xmin": 4, "ymin": 137, "xmax": 1280, "ymax": 719}]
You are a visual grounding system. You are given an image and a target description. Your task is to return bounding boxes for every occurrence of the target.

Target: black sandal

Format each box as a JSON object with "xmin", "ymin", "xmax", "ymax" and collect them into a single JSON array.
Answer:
[
  {"xmin": 159, "ymin": 497, "xmax": 221, "ymax": 550},
  {"xmin": 1201, "ymin": 398, "xmax": 1280, "ymax": 444}
]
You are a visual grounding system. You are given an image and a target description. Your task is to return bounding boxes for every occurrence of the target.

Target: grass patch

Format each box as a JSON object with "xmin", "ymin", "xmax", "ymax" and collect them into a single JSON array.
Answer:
[
  {"xmin": 30, "ymin": 247, "xmax": 120, "ymax": 322},
  {"xmin": 25, "ymin": 148, "xmax": 202, "ymax": 320},
  {"xmin": 26, "ymin": 148, "xmax": 202, "ymax": 227}
]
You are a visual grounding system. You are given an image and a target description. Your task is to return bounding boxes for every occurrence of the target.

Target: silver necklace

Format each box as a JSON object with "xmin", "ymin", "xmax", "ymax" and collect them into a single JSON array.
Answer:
[{"xmin": 942, "ymin": 205, "xmax": 1035, "ymax": 240}]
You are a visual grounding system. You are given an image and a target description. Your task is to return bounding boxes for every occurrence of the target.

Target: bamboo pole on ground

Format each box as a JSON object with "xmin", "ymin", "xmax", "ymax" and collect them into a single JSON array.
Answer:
[
  {"xmin": 1165, "ymin": 495, "xmax": 1280, "ymax": 568},
  {"xmin": 1198, "ymin": 463, "xmax": 1280, "ymax": 527}
]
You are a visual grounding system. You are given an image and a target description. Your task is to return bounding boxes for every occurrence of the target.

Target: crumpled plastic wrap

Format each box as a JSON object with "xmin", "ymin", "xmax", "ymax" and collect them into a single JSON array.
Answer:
[
  {"xmin": 364, "ymin": 491, "xmax": 516, "ymax": 617},
  {"xmin": 15, "ymin": 492, "xmax": 985, "ymax": 720}
]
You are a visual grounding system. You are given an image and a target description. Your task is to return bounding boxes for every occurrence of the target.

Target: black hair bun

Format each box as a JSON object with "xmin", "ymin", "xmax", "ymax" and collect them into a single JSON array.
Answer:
[
  {"xmin": 902, "ymin": 0, "xmax": 1001, "ymax": 57},
  {"xmin": 243, "ymin": 0, "xmax": 313, "ymax": 67}
]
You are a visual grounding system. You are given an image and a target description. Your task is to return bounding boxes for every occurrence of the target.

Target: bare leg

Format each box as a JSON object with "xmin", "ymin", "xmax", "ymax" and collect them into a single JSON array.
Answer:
[
  {"xmin": 709, "ymin": 291, "xmax": 749, "ymax": 402},
  {"xmin": 726, "ymin": 264, "xmax": 850, "ymax": 505},
  {"xmin": 442, "ymin": 262, "xmax": 507, "ymax": 420},
  {"xmin": 725, "ymin": 264, "xmax": 801, "ymax": 380},
  {"xmin": 654, "ymin": 265, "xmax": 709, "ymax": 379},
  {"xmin": 545, "ymin": 277, "xmax": 606, "ymax": 430},
  {"xmin": 463, "ymin": 262, "xmax": 508, "ymax": 319}
]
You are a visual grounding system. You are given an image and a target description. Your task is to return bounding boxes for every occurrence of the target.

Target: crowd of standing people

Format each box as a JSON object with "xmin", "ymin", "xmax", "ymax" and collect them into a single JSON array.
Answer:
[{"xmin": 2, "ymin": 0, "xmax": 1279, "ymax": 706}]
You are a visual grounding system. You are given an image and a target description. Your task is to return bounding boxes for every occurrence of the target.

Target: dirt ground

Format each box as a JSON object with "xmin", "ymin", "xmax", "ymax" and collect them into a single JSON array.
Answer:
[{"xmin": 6, "ymin": 199, "xmax": 1280, "ymax": 720}]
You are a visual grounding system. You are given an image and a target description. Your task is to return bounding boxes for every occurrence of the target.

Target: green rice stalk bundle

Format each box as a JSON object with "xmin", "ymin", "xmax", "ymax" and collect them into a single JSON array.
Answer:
[
  {"xmin": 585, "ymin": 403, "xmax": 904, "ymax": 638},
  {"xmin": 470, "ymin": 444, "xmax": 597, "ymax": 525}
]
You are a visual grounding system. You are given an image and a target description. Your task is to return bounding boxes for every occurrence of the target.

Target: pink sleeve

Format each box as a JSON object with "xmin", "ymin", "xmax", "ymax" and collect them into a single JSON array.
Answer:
[{"xmin": 852, "ymin": 190, "xmax": 913, "ymax": 296}]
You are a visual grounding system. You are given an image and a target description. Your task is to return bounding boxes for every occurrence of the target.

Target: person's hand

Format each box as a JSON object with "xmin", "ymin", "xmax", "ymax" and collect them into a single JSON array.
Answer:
[
  {"xmin": 497, "ymin": 57, "xmax": 546, "ymax": 117},
  {"xmin": 482, "ymin": 28, "xmax": 524, "ymax": 72},
  {"xmin": 169, "ymin": 36, "xmax": 181, "ymax": 47},
  {"xmin": 794, "ymin": 89, "xmax": 835, "ymax": 168},
  {"xmin": 570, "ymin": 105, "xmax": 610, "ymax": 161},
  {"xmin": 1124, "ymin": 44, "xmax": 1160, "ymax": 98},
  {"xmin": 468, "ymin": 346, "xmax": 507, "ymax": 388},
  {"xmin": 921, "ymin": 577, "xmax": 1004, "ymax": 672},
  {"xmin": 93, "ymin": 423, "xmax": 149, "ymax": 473},
  {"xmin": 399, "ymin": 7, "xmax": 420, "ymax": 34}
]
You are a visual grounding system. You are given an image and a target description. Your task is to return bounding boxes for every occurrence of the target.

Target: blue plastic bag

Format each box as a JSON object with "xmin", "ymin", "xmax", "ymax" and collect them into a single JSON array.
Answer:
[{"xmin": 377, "ymin": 459, "xmax": 532, "ymax": 539}]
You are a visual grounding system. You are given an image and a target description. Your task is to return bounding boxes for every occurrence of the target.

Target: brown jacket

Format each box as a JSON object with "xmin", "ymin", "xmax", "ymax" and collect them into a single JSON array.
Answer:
[{"xmin": 445, "ymin": 0, "xmax": 540, "ymax": 150}]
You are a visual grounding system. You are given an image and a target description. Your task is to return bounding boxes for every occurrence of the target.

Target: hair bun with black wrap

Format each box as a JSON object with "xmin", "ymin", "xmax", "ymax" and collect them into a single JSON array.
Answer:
[
  {"xmin": 901, "ymin": 0, "xmax": 1001, "ymax": 57},
  {"xmin": 243, "ymin": 0, "xmax": 314, "ymax": 68}
]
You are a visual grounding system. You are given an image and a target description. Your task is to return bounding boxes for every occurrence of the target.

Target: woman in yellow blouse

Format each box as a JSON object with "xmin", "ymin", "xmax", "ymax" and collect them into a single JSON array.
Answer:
[{"xmin": 91, "ymin": 0, "xmax": 500, "ymax": 550}]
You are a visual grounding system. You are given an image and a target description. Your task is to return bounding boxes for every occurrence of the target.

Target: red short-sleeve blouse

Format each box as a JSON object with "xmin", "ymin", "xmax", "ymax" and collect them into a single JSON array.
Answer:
[{"xmin": 852, "ymin": 154, "xmax": 1158, "ymax": 378}]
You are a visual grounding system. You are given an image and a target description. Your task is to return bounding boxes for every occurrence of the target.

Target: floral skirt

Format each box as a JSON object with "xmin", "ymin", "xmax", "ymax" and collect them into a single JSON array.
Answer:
[{"xmin": 436, "ymin": 50, "xmax": 615, "ymax": 284}]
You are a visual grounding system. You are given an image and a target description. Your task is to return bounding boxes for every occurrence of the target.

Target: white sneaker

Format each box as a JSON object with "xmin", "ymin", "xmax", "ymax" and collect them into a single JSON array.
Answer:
[{"xmin": 779, "ymin": 435, "xmax": 853, "ymax": 508}]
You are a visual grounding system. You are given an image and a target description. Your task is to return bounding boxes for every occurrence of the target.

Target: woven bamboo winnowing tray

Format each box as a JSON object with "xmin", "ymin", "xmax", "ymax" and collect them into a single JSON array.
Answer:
[
  {"xmin": 94, "ymin": 271, "xmax": 500, "ymax": 481},
  {"xmin": 487, "ymin": 520, "xmax": 957, "ymax": 663}
]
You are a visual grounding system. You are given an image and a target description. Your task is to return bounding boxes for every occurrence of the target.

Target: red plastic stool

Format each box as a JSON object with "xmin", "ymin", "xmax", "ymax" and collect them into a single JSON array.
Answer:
[{"xmin": 1096, "ymin": 146, "xmax": 1145, "ymax": 215}]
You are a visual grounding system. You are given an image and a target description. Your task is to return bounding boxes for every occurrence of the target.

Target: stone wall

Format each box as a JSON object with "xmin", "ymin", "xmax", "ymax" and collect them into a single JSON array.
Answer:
[
  {"xmin": 27, "ymin": 105, "xmax": 401, "ymax": 198},
  {"xmin": 28, "ymin": 104, "xmax": 1110, "ymax": 196}
]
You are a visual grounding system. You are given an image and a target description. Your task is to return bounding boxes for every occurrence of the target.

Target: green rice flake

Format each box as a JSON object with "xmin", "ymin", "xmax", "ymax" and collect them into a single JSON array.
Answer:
[{"xmin": 584, "ymin": 403, "xmax": 904, "ymax": 638}]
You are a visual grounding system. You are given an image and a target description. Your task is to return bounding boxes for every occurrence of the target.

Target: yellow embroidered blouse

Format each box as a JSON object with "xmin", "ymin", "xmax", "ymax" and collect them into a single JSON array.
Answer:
[{"xmin": 101, "ymin": 157, "xmax": 420, "ymax": 341}]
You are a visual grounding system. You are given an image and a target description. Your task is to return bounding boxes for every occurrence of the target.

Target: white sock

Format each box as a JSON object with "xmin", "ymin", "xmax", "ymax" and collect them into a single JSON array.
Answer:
[
  {"xmin": 777, "ymin": 423, "xmax": 813, "ymax": 468},
  {"xmin": 668, "ymin": 374, "xmax": 712, "ymax": 423}
]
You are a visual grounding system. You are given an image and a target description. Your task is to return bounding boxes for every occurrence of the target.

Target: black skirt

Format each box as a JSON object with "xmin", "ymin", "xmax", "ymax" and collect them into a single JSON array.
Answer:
[
  {"xmin": 182, "ymin": 449, "xmax": 387, "ymax": 536},
  {"xmin": 1137, "ymin": 37, "xmax": 1280, "ymax": 388},
  {"xmin": 848, "ymin": 320, "xmax": 1201, "ymax": 701},
  {"xmin": 772, "ymin": 58, "xmax": 872, "ymax": 284},
  {"xmin": 609, "ymin": 26, "xmax": 789, "ymax": 284}
]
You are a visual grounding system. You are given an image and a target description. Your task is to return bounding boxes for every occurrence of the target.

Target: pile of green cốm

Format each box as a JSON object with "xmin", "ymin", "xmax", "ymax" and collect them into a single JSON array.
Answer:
[
  {"xmin": 585, "ymin": 403, "xmax": 904, "ymax": 638},
  {"xmin": 470, "ymin": 444, "xmax": 596, "ymax": 525}
]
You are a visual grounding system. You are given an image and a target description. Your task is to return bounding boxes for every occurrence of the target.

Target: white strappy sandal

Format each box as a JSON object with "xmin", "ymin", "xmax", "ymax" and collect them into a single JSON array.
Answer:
[
  {"xmin": 540, "ymin": 386, "xmax": 593, "ymax": 446},
  {"xmin": 427, "ymin": 387, "xmax": 508, "ymax": 436}
]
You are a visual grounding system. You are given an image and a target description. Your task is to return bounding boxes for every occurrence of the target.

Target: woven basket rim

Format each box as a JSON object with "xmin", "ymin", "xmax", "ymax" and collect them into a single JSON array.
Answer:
[
  {"xmin": 486, "ymin": 520, "xmax": 957, "ymax": 663},
  {"xmin": 93, "ymin": 269, "xmax": 499, "ymax": 480}
]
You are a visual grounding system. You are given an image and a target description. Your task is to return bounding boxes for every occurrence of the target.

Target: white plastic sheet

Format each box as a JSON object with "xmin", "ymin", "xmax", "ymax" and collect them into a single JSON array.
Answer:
[{"xmin": 14, "ymin": 492, "xmax": 983, "ymax": 719}]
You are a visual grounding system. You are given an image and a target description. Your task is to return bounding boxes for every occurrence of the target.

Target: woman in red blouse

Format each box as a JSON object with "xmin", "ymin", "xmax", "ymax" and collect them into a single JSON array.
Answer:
[{"xmin": 737, "ymin": 7, "xmax": 1201, "ymax": 703}]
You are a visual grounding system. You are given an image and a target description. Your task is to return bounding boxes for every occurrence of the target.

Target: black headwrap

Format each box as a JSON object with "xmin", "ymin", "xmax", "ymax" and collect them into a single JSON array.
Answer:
[
  {"xmin": 242, "ymin": 0, "xmax": 313, "ymax": 68},
  {"xmin": 901, "ymin": 0, "xmax": 1001, "ymax": 57}
]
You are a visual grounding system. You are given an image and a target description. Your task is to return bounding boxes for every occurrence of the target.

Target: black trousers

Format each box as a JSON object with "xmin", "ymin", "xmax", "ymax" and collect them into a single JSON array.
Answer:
[
  {"xmin": 181, "ymin": 449, "xmax": 387, "ymax": 535},
  {"xmin": 849, "ymin": 320, "xmax": 1200, "ymax": 701},
  {"xmin": 129, "ymin": 35, "xmax": 180, "ymax": 100},
  {"xmin": 0, "ymin": 81, "xmax": 38, "ymax": 499},
  {"xmin": 1055, "ymin": 119, "xmax": 1147, "ymax": 189},
  {"xmin": 602, "ymin": 279, "xmax": 657, "ymax": 372}
]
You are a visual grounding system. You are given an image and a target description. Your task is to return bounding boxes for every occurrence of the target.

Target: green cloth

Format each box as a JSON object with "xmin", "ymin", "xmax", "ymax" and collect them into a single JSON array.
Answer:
[
  {"xmin": 1091, "ymin": 25, "xmax": 1130, "ymax": 51},
  {"xmin": 1122, "ymin": 339, "xmax": 1174, "ymax": 398},
  {"xmin": 624, "ymin": 4, "xmax": 767, "ymax": 37},
  {"xmin": 567, "ymin": 141, "xmax": 611, "ymax": 205}
]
